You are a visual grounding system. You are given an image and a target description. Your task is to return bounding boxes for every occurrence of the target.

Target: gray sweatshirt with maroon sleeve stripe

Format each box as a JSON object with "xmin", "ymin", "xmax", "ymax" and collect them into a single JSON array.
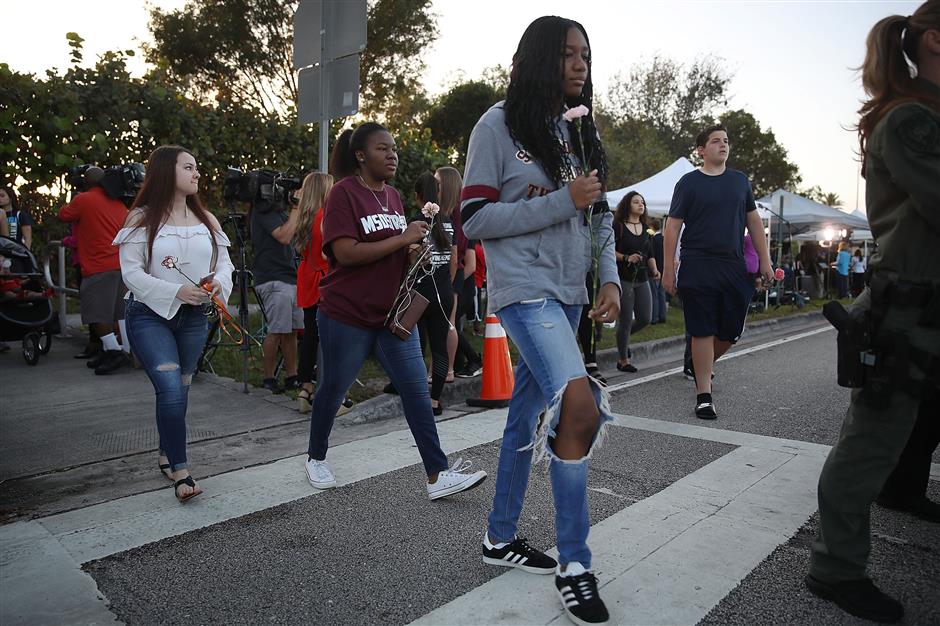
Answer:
[{"xmin": 460, "ymin": 103, "xmax": 619, "ymax": 313}]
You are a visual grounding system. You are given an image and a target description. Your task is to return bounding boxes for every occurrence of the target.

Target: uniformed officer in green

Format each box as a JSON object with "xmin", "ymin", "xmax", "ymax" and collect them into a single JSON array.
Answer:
[{"xmin": 806, "ymin": 2, "xmax": 940, "ymax": 623}]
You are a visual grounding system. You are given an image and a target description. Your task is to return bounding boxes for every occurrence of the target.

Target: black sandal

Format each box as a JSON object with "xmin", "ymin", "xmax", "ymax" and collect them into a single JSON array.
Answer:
[
  {"xmin": 158, "ymin": 462, "xmax": 173, "ymax": 481},
  {"xmin": 617, "ymin": 362, "xmax": 638, "ymax": 373},
  {"xmin": 174, "ymin": 476, "xmax": 202, "ymax": 503},
  {"xmin": 585, "ymin": 365, "xmax": 608, "ymax": 386},
  {"xmin": 297, "ymin": 388, "xmax": 313, "ymax": 413}
]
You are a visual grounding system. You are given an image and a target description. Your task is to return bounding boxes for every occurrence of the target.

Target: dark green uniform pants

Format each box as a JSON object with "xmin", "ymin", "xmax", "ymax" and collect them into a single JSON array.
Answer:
[{"xmin": 810, "ymin": 297, "xmax": 940, "ymax": 582}]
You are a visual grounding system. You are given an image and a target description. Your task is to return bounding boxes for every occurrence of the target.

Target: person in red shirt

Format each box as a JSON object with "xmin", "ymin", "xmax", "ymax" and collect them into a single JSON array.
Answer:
[
  {"xmin": 292, "ymin": 172, "xmax": 336, "ymax": 413},
  {"xmin": 59, "ymin": 168, "xmax": 130, "ymax": 373},
  {"xmin": 303, "ymin": 123, "xmax": 486, "ymax": 500}
]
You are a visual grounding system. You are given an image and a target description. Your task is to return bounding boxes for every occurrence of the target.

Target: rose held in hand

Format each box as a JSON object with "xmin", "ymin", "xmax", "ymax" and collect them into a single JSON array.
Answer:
[
  {"xmin": 562, "ymin": 105, "xmax": 590, "ymax": 122},
  {"xmin": 420, "ymin": 202, "xmax": 440, "ymax": 219}
]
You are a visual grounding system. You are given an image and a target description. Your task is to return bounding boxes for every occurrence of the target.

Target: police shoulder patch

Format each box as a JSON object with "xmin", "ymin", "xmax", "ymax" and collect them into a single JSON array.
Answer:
[{"xmin": 895, "ymin": 109, "xmax": 940, "ymax": 154}]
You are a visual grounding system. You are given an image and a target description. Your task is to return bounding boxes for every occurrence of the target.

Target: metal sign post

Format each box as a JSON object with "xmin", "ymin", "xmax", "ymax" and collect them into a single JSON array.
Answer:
[{"xmin": 294, "ymin": 0, "xmax": 366, "ymax": 172}]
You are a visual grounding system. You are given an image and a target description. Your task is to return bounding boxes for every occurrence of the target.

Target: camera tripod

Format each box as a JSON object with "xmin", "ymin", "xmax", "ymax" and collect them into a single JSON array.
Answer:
[{"xmin": 198, "ymin": 211, "xmax": 267, "ymax": 393}]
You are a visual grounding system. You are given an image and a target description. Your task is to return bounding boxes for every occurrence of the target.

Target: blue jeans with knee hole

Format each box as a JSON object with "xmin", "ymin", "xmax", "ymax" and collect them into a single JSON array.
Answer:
[
  {"xmin": 307, "ymin": 309, "xmax": 449, "ymax": 476},
  {"xmin": 487, "ymin": 298, "xmax": 614, "ymax": 567},
  {"xmin": 124, "ymin": 297, "xmax": 209, "ymax": 471}
]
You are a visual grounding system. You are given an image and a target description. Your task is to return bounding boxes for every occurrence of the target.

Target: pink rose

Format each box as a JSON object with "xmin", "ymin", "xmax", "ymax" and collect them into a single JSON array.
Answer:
[
  {"xmin": 161, "ymin": 256, "xmax": 178, "ymax": 270},
  {"xmin": 562, "ymin": 105, "xmax": 590, "ymax": 122},
  {"xmin": 421, "ymin": 202, "xmax": 440, "ymax": 219},
  {"xmin": 774, "ymin": 268, "xmax": 785, "ymax": 281}
]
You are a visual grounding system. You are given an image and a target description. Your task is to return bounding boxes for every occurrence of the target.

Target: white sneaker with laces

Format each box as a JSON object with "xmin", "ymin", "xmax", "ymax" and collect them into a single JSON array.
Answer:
[
  {"xmin": 305, "ymin": 458, "xmax": 337, "ymax": 489},
  {"xmin": 427, "ymin": 457, "xmax": 487, "ymax": 500}
]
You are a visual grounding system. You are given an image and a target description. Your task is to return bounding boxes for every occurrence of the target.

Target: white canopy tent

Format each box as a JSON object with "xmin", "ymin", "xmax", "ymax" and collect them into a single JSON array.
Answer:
[
  {"xmin": 758, "ymin": 189, "xmax": 870, "ymax": 234},
  {"xmin": 606, "ymin": 157, "xmax": 695, "ymax": 215}
]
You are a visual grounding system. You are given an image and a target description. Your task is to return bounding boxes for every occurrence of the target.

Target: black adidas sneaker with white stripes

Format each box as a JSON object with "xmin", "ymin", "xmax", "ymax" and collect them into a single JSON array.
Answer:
[
  {"xmin": 555, "ymin": 562, "xmax": 610, "ymax": 626},
  {"xmin": 482, "ymin": 535, "xmax": 557, "ymax": 574}
]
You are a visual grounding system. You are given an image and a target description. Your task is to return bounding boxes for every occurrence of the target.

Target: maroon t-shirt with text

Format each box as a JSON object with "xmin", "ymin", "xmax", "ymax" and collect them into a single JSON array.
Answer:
[{"xmin": 319, "ymin": 177, "xmax": 408, "ymax": 328}]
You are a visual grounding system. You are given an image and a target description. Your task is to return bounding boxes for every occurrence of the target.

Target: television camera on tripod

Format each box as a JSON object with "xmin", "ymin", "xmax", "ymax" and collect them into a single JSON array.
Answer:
[{"xmin": 199, "ymin": 167, "xmax": 302, "ymax": 392}]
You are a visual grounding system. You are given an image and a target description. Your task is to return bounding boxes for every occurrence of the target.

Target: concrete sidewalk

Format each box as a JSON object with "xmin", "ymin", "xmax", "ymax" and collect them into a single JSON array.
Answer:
[{"xmin": 0, "ymin": 311, "xmax": 827, "ymax": 522}]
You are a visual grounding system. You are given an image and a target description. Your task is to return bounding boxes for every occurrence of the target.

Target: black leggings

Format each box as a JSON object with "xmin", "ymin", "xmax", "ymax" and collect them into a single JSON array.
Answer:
[
  {"xmin": 298, "ymin": 305, "xmax": 320, "ymax": 384},
  {"xmin": 452, "ymin": 269, "xmax": 481, "ymax": 370},
  {"xmin": 417, "ymin": 272, "xmax": 454, "ymax": 402}
]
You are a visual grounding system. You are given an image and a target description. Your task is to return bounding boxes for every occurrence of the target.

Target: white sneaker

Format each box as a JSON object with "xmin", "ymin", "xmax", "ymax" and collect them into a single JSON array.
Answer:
[
  {"xmin": 305, "ymin": 458, "xmax": 337, "ymax": 489},
  {"xmin": 427, "ymin": 458, "xmax": 487, "ymax": 500}
]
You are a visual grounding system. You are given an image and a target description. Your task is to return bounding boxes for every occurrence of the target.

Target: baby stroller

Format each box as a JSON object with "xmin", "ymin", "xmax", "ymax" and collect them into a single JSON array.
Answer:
[{"xmin": 0, "ymin": 236, "xmax": 57, "ymax": 365}]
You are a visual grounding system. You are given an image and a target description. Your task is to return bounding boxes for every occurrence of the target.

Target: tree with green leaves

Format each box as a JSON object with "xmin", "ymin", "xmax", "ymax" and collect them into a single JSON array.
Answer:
[
  {"xmin": 719, "ymin": 109, "xmax": 802, "ymax": 199},
  {"xmin": 146, "ymin": 0, "xmax": 438, "ymax": 125},
  {"xmin": 604, "ymin": 54, "xmax": 731, "ymax": 159},
  {"xmin": 594, "ymin": 111, "xmax": 673, "ymax": 191},
  {"xmin": 425, "ymin": 79, "xmax": 504, "ymax": 168},
  {"xmin": 1, "ymin": 30, "xmax": 453, "ymax": 246},
  {"xmin": 801, "ymin": 186, "xmax": 844, "ymax": 207}
]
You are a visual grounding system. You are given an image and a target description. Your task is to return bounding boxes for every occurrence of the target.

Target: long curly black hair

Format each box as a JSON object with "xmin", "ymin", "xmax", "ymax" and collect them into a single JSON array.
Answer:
[{"xmin": 504, "ymin": 16, "xmax": 608, "ymax": 189}]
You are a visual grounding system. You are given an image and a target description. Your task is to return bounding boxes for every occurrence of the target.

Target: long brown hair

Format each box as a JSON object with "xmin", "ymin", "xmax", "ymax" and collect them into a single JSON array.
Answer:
[
  {"xmin": 858, "ymin": 2, "xmax": 940, "ymax": 172},
  {"xmin": 292, "ymin": 172, "xmax": 334, "ymax": 253},
  {"xmin": 614, "ymin": 191, "xmax": 648, "ymax": 230},
  {"xmin": 128, "ymin": 146, "xmax": 216, "ymax": 264},
  {"xmin": 435, "ymin": 166, "xmax": 462, "ymax": 218}
]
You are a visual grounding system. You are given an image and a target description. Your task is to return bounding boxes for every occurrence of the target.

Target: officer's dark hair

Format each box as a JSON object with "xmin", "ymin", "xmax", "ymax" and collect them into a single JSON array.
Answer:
[
  {"xmin": 330, "ymin": 123, "xmax": 389, "ymax": 180},
  {"xmin": 696, "ymin": 124, "xmax": 729, "ymax": 148},
  {"xmin": 858, "ymin": 1, "xmax": 940, "ymax": 172}
]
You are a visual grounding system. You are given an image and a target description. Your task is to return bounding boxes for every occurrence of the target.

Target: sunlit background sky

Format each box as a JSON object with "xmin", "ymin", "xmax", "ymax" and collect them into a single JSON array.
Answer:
[{"xmin": 1, "ymin": 1, "xmax": 924, "ymax": 213}]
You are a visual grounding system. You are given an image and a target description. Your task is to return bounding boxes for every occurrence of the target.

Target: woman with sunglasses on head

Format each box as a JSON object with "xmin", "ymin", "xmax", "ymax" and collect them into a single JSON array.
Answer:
[
  {"xmin": 462, "ymin": 15, "xmax": 619, "ymax": 626},
  {"xmin": 113, "ymin": 145, "xmax": 234, "ymax": 503},
  {"xmin": 303, "ymin": 123, "xmax": 486, "ymax": 500}
]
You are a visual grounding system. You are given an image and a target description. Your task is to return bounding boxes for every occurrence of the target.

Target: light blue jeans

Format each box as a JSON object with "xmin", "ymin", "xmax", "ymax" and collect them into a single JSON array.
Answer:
[{"xmin": 487, "ymin": 298, "xmax": 615, "ymax": 567}]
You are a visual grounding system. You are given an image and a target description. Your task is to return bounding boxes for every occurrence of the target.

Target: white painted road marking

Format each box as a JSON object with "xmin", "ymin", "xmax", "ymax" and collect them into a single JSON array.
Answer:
[
  {"xmin": 410, "ymin": 444, "xmax": 827, "ymax": 626},
  {"xmin": 604, "ymin": 325, "xmax": 833, "ymax": 393}
]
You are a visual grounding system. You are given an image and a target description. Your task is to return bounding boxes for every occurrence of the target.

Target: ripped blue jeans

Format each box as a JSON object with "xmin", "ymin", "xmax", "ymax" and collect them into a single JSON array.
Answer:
[
  {"xmin": 125, "ymin": 297, "xmax": 209, "ymax": 472},
  {"xmin": 487, "ymin": 298, "xmax": 614, "ymax": 568}
]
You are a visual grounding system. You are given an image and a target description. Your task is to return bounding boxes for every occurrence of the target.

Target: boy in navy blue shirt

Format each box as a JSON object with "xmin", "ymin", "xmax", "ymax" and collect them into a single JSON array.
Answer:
[{"xmin": 663, "ymin": 125, "xmax": 773, "ymax": 418}]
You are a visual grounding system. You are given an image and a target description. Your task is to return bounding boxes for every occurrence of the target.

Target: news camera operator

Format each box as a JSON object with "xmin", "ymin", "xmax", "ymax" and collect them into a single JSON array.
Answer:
[
  {"xmin": 59, "ymin": 165, "xmax": 139, "ymax": 374},
  {"xmin": 250, "ymin": 185, "xmax": 303, "ymax": 393}
]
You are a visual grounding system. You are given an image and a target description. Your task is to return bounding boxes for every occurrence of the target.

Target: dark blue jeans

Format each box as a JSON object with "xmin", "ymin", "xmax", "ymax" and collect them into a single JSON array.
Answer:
[
  {"xmin": 125, "ymin": 297, "xmax": 209, "ymax": 471},
  {"xmin": 649, "ymin": 277, "xmax": 667, "ymax": 322},
  {"xmin": 307, "ymin": 310, "xmax": 449, "ymax": 476}
]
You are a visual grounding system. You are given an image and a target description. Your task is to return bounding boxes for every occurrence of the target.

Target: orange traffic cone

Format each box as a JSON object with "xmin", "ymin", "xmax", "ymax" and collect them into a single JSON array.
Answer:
[{"xmin": 467, "ymin": 315, "xmax": 515, "ymax": 408}]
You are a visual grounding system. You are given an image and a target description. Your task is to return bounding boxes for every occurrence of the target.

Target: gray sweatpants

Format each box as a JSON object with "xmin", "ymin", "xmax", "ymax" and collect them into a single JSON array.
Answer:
[{"xmin": 617, "ymin": 280, "xmax": 652, "ymax": 360}]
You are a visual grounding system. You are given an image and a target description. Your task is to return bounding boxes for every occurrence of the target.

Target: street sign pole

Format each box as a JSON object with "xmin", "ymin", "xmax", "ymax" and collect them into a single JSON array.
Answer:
[
  {"xmin": 318, "ymin": 0, "xmax": 331, "ymax": 174},
  {"xmin": 294, "ymin": 0, "xmax": 366, "ymax": 173}
]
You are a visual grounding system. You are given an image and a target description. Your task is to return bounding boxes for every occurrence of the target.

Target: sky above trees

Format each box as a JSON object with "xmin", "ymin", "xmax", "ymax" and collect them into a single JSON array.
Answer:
[{"xmin": 1, "ymin": 0, "xmax": 925, "ymax": 213}]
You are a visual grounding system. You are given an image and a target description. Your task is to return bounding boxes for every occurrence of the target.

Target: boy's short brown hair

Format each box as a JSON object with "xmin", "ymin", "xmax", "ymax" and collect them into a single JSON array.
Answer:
[{"xmin": 696, "ymin": 124, "xmax": 729, "ymax": 148}]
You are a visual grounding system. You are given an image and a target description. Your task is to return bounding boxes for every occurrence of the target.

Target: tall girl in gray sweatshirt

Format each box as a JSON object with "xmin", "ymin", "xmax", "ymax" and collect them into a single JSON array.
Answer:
[{"xmin": 461, "ymin": 15, "xmax": 620, "ymax": 626}]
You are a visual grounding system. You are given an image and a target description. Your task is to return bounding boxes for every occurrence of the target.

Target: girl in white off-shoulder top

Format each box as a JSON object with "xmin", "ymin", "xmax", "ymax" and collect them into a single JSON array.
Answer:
[{"xmin": 113, "ymin": 145, "xmax": 234, "ymax": 503}]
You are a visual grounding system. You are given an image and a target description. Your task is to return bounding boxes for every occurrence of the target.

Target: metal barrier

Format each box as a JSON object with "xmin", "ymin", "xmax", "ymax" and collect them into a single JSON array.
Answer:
[{"xmin": 42, "ymin": 241, "xmax": 79, "ymax": 337}]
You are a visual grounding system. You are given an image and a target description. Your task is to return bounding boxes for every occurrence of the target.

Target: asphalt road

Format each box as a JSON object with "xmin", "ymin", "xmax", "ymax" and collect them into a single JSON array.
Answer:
[{"xmin": 3, "ymin": 320, "xmax": 938, "ymax": 625}]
